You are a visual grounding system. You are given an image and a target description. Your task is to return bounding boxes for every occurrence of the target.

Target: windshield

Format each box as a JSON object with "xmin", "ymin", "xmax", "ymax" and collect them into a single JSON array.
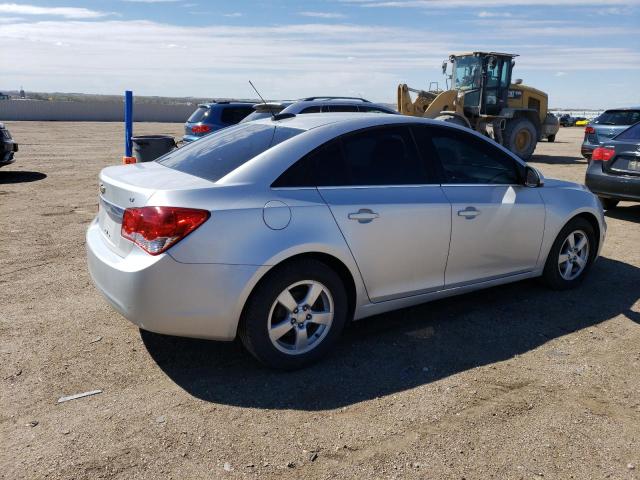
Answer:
[
  {"xmin": 454, "ymin": 56, "xmax": 482, "ymax": 91},
  {"xmin": 158, "ymin": 123, "xmax": 304, "ymax": 182},
  {"xmin": 594, "ymin": 110, "xmax": 640, "ymax": 126}
]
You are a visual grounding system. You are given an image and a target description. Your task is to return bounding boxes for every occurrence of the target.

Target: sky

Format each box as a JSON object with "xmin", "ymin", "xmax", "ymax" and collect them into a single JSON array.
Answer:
[{"xmin": 0, "ymin": 0, "xmax": 639, "ymax": 108}]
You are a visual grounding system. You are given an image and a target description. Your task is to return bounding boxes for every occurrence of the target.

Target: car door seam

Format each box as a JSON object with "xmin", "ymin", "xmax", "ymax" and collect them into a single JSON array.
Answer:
[
  {"xmin": 315, "ymin": 187, "xmax": 373, "ymax": 302},
  {"xmin": 439, "ymin": 185, "xmax": 454, "ymax": 287}
]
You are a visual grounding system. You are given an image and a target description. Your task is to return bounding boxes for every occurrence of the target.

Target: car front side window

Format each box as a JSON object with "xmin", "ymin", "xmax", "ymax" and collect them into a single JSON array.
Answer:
[{"xmin": 428, "ymin": 128, "xmax": 521, "ymax": 184}]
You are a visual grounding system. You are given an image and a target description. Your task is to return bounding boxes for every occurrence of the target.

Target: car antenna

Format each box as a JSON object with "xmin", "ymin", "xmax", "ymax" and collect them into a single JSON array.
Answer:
[{"xmin": 248, "ymin": 80, "xmax": 276, "ymax": 120}]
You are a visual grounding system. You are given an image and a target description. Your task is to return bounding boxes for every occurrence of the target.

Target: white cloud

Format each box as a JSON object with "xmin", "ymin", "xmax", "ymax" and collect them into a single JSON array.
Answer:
[
  {"xmin": 121, "ymin": 0, "xmax": 180, "ymax": 3},
  {"xmin": 222, "ymin": 12, "xmax": 243, "ymax": 17},
  {"xmin": 0, "ymin": 3, "xmax": 109, "ymax": 19},
  {"xmin": 555, "ymin": 71, "xmax": 567, "ymax": 76},
  {"xmin": 477, "ymin": 11, "xmax": 513, "ymax": 17},
  {"xmin": 299, "ymin": 11, "xmax": 347, "ymax": 18},
  {"xmin": 0, "ymin": 19, "xmax": 638, "ymax": 107}
]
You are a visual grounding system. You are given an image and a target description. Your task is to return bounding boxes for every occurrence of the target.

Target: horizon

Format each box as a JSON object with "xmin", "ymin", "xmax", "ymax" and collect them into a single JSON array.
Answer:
[{"xmin": 1, "ymin": 1, "xmax": 639, "ymax": 109}]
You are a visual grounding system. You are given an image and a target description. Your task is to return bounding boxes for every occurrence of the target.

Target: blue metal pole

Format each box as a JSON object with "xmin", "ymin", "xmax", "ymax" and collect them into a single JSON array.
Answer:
[{"xmin": 124, "ymin": 90, "xmax": 133, "ymax": 158}]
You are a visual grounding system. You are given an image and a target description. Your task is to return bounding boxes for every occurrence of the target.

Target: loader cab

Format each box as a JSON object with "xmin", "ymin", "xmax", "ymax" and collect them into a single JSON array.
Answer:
[{"xmin": 451, "ymin": 52, "xmax": 516, "ymax": 118}]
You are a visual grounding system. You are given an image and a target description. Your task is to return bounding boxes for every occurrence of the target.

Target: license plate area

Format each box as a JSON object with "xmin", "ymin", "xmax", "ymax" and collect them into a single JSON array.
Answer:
[{"xmin": 610, "ymin": 156, "xmax": 640, "ymax": 175}]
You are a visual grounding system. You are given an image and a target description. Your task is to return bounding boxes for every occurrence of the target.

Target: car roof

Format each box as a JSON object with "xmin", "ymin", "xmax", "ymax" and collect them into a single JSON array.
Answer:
[
  {"xmin": 280, "ymin": 99, "xmax": 396, "ymax": 114},
  {"xmin": 198, "ymin": 101, "xmax": 256, "ymax": 108},
  {"xmin": 249, "ymin": 111, "xmax": 409, "ymax": 131}
]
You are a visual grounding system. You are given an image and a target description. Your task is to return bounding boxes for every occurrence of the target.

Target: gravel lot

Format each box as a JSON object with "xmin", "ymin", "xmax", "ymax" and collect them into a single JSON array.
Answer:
[{"xmin": 1, "ymin": 122, "xmax": 639, "ymax": 480}]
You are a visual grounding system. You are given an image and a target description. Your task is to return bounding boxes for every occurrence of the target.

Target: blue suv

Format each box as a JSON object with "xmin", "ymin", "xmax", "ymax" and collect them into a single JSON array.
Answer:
[{"xmin": 183, "ymin": 101, "xmax": 255, "ymax": 142}]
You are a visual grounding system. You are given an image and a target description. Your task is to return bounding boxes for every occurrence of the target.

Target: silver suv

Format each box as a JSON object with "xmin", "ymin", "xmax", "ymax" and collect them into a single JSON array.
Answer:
[{"xmin": 280, "ymin": 97, "xmax": 397, "ymax": 115}]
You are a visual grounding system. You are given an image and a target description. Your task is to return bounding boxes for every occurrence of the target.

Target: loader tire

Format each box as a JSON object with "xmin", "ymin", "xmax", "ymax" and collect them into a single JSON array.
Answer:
[{"xmin": 504, "ymin": 118, "xmax": 537, "ymax": 160}]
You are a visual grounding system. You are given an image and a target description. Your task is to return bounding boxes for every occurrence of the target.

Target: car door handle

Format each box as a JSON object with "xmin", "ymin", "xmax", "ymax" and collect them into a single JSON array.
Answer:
[
  {"xmin": 457, "ymin": 207, "xmax": 480, "ymax": 219},
  {"xmin": 348, "ymin": 209, "xmax": 379, "ymax": 223}
]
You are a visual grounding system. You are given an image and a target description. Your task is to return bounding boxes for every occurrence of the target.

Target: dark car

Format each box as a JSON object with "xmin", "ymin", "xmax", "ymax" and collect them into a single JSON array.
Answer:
[
  {"xmin": 0, "ymin": 122, "xmax": 18, "ymax": 167},
  {"xmin": 581, "ymin": 107, "xmax": 640, "ymax": 159},
  {"xmin": 585, "ymin": 121, "xmax": 640, "ymax": 209},
  {"xmin": 183, "ymin": 101, "xmax": 255, "ymax": 143},
  {"xmin": 559, "ymin": 114, "xmax": 575, "ymax": 127}
]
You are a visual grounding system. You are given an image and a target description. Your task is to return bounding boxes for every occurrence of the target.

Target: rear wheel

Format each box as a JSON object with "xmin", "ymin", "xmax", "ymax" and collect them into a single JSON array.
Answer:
[
  {"xmin": 599, "ymin": 197, "xmax": 619, "ymax": 210},
  {"xmin": 542, "ymin": 218, "xmax": 596, "ymax": 290},
  {"xmin": 504, "ymin": 118, "xmax": 537, "ymax": 160},
  {"xmin": 239, "ymin": 259, "xmax": 348, "ymax": 369}
]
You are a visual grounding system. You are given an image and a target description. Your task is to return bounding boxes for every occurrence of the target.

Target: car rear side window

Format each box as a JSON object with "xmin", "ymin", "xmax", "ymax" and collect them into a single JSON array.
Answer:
[
  {"xmin": 594, "ymin": 110, "xmax": 640, "ymax": 126},
  {"xmin": 187, "ymin": 106, "xmax": 210, "ymax": 123},
  {"xmin": 299, "ymin": 106, "xmax": 322, "ymax": 114},
  {"xmin": 326, "ymin": 104, "xmax": 358, "ymax": 113},
  {"xmin": 614, "ymin": 122, "xmax": 640, "ymax": 141},
  {"xmin": 426, "ymin": 126, "xmax": 521, "ymax": 184},
  {"xmin": 159, "ymin": 124, "xmax": 303, "ymax": 182},
  {"xmin": 273, "ymin": 126, "xmax": 430, "ymax": 187},
  {"xmin": 359, "ymin": 105, "xmax": 393, "ymax": 113},
  {"xmin": 220, "ymin": 106, "xmax": 254, "ymax": 125}
]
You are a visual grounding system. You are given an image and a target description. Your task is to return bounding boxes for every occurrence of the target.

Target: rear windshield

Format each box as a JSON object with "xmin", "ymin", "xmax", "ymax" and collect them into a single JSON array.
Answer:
[
  {"xmin": 187, "ymin": 106, "xmax": 210, "ymax": 123},
  {"xmin": 594, "ymin": 110, "xmax": 640, "ymax": 126},
  {"xmin": 157, "ymin": 123, "xmax": 303, "ymax": 182}
]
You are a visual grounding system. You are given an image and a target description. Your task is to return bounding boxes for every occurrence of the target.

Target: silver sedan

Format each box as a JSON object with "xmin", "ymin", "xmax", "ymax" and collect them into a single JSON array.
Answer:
[{"xmin": 87, "ymin": 114, "xmax": 606, "ymax": 369}]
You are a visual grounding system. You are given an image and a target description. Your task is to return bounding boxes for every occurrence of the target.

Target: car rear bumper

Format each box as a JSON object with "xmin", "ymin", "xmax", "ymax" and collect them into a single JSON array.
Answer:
[
  {"xmin": 86, "ymin": 218, "xmax": 267, "ymax": 340},
  {"xmin": 1, "ymin": 142, "xmax": 18, "ymax": 166},
  {"xmin": 585, "ymin": 163, "xmax": 640, "ymax": 202}
]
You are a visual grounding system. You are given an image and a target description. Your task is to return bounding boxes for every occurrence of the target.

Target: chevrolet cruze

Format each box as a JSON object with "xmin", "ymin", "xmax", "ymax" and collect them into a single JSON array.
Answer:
[{"xmin": 87, "ymin": 114, "xmax": 606, "ymax": 369}]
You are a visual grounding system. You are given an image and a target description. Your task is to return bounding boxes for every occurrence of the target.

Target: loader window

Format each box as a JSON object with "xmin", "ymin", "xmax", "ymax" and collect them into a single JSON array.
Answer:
[{"xmin": 454, "ymin": 56, "xmax": 482, "ymax": 91}]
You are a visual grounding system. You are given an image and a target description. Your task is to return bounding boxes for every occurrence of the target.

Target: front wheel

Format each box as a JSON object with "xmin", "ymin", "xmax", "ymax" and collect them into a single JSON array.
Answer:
[
  {"xmin": 239, "ymin": 259, "xmax": 348, "ymax": 369},
  {"xmin": 542, "ymin": 218, "xmax": 596, "ymax": 290},
  {"xmin": 547, "ymin": 134, "xmax": 556, "ymax": 142}
]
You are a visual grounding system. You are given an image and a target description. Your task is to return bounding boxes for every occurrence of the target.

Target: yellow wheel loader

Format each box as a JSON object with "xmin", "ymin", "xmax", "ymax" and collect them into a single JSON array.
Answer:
[{"xmin": 397, "ymin": 52, "xmax": 559, "ymax": 160}]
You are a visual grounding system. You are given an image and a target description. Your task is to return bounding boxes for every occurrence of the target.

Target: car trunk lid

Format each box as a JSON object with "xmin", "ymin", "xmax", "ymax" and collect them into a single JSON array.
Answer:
[{"xmin": 97, "ymin": 162, "xmax": 213, "ymax": 257}]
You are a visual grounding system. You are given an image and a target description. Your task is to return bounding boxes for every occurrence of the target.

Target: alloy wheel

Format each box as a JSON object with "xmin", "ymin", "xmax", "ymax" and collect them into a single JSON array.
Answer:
[
  {"xmin": 267, "ymin": 280, "xmax": 334, "ymax": 355},
  {"xmin": 557, "ymin": 229, "xmax": 590, "ymax": 281}
]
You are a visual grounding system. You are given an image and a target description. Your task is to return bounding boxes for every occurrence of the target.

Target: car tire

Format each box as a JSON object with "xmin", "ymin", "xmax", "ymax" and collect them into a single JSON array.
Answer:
[
  {"xmin": 238, "ymin": 258, "xmax": 348, "ymax": 369},
  {"xmin": 541, "ymin": 217, "xmax": 597, "ymax": 290},
  {"xmin": 547, "ymin": 134, "xmax": 556, "ymax": 142},
  {"xmin": 504, "ymin": 117, "xmax": 537, "ymax": 160},
  {"xmin": 599, "ymin": 197, "xmax": 619, "ymax": 210}
]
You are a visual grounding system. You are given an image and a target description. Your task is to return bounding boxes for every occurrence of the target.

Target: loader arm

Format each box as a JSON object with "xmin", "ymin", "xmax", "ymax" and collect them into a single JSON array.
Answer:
[{"xmin": 397, "ymin": 84, "xmax": 458, "ymax": 118}]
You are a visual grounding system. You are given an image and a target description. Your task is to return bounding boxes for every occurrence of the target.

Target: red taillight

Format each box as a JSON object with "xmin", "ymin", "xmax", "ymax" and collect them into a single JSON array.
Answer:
[
  {"xmin": 591, "ymin": 147, "xmax": 615, "ymax": 162},
  {"xmin": 191, "ymin": 125, "xmax": 211, "ymax": 134},
  {"xmin": 121, "ymin": 206, "xmax": 210, "ymax": 255},
  {"xmin": 585, "ymin": 126, "xmax": 595, "ymax": 134}
]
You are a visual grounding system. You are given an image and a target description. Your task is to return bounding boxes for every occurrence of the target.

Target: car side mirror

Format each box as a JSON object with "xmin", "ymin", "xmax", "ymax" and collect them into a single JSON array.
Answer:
[{"xmin": 524, "ymin": 166, "xmax": 544, "ymax": 187}]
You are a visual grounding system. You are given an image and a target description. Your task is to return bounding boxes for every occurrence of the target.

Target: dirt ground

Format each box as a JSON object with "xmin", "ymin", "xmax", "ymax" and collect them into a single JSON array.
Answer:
[{"xmin": 1, "ymin": 122, "xmax": 639, "ymax": 480}]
